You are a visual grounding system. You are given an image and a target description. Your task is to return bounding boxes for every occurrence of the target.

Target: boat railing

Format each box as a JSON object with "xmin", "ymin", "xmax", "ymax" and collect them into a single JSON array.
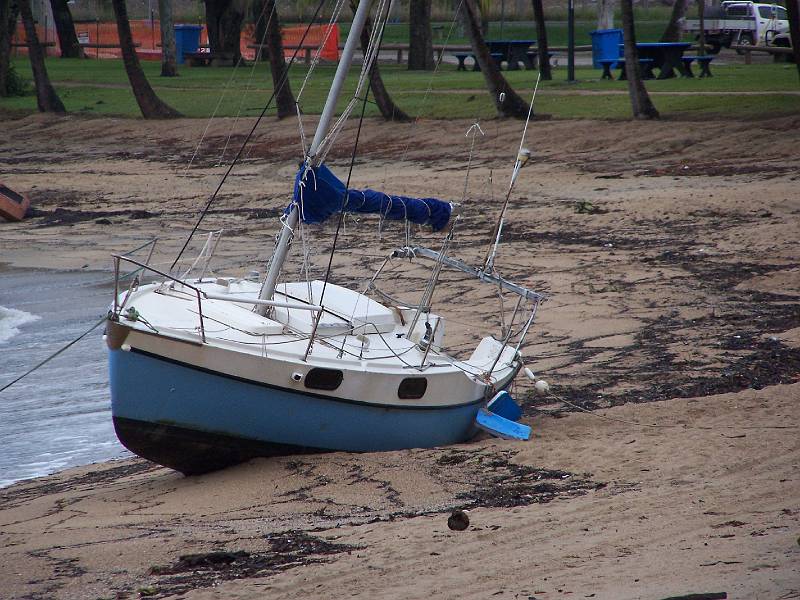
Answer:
[
  {"xmin": 112, "ymin": 253, "xmax": 325, "ymax": 345},
  {"xmin": 112, "ymin": 253, "xmax": 209, "ymax": 343}
]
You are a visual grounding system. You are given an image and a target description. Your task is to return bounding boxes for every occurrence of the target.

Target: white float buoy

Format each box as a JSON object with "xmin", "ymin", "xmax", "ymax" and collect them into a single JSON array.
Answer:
[
  {"xmin": 524, "ymin": 367, "xmax": 536, "ymax": 381},
  {"xmin": 534, "ymin": 379, "xmax": 550, "ymax": 395}
]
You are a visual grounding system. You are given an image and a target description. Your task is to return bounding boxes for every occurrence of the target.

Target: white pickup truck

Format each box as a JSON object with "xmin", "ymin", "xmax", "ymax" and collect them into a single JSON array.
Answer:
[{"xmin": 684, "ymin": 1, "xmax": 790, "ymax": 53}]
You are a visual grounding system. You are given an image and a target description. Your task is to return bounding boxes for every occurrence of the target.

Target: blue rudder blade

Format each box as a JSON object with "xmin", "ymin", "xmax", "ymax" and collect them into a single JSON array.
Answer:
[
  {"xmin": 475, "ymin": 408, "xmax": 531, "ymax": 441},
  {"xmin": 487, "ymin": 390, "xmax": 523, "ymax": 422}
]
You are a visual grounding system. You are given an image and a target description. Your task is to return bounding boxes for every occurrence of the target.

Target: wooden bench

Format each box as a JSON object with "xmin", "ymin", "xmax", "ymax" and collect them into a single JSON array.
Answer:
[
  {"xmin": 11, "ymin": 41, "xmax": 56, "ymax": 47},
  {"xmin": 183, "ymin": 51, "xmax": 235, "ymax": 67},
  {"xmin": 731, "ymin": 44, "xmax": 794, "ymax": 64}
]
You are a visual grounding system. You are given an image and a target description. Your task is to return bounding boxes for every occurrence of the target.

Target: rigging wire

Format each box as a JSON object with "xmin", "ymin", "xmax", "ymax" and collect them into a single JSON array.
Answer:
[
  {"xmin": 170, "ymin": 0, "xmax": 331, "ymax": 273},
  {"xmin": 218, "ymin": 0, "xmax": 277, "ymax": 165},
  {"xmin": 484, "ymin": 70, "xmax": 541, "ymax": 273},
  {"xmin": 315, "ymin": 0, "xmax": 391, "ymax": 163},
  {"xmin": 317, "ymin": 0, "xmax": 393, "ymax": 306},
  {"xmin": 295, "ymin": 0, "xmax": 349, "ymax": 155}
]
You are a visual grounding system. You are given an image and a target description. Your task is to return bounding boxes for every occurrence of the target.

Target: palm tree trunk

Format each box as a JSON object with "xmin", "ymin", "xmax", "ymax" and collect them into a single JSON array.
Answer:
[
  {"xmin": 621, "ymin": 0, "xmax": 658, "ymax": 118},
  {"xmin": 253, "ymin": 0, "xmax": 295, "ymax": 119},
  {"xmin": 158, "ymin": 0, "xmax": 177, "ymax": 76},
  {"xmin": 697, "ymin": 0, "xmax": 706, "ymax": 56},
  {"xmin": 49, "ymin": 0, "xmax": 82, "ymax": 58},
  {"xmin": 597, "ymin": 0, "xmax": 615, "ymax": 29},
  {"xmin": 0, "ymin": 0, "xmax": 19, "ymax": 96},
  {"xmin": 112, "ymin": 0, "xmax": 181, "ymax": 118},
  {"xmin": 19, "ymin": 0, "xmax": 65, "ymax": 112},
  {"xmin": 408, "ymin": 0, "xmax": 434, "ymax": 70},
  {"xmin": 204, "ymin": 0, "xmax": 244, "ymax": 63},
  {"xmin": 461, "ymin": 0, "xmax": 529, "ymax": 119},
  {"xmin": 531, "ymin": 0, "xmax": 551, "ymax": 80},
  {"xmin": 785, "ymin": 0, "xmax": 800, "ymax": 81},
  {"xmin": 660, "ymin": 0, "xmax": 689, "ymax": 42},
  {"xmin": 350, "ymin": 0, "xmax": 410, "ymax": 121}
]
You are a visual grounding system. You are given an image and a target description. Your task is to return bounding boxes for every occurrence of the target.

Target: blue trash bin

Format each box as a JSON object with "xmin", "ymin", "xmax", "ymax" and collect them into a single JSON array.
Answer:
[
  {"xmin": 590, "ymin": 28, "xmax": 623, "ymax": 69},
  {"xmin": 174, "ymin": 24, "xmax": 203, "ymax": 64}
]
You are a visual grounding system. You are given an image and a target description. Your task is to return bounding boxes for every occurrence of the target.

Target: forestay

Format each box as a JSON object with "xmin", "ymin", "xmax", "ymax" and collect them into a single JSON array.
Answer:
[{"xmin": 287, "ymin": 163, "xmax": 452, "ymax": 231}]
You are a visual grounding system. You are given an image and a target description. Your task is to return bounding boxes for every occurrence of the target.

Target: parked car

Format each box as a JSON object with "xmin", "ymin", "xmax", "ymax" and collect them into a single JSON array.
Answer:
[{"xmin": 684, "ymin": 1, "xmax": 789, "ymax": 53}]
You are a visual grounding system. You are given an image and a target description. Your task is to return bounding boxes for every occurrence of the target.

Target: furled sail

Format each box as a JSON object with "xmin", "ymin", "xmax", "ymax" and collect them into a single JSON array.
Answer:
[{"xmin": 287, "ymin": 164, "xmax": 452, "ymax": 231}]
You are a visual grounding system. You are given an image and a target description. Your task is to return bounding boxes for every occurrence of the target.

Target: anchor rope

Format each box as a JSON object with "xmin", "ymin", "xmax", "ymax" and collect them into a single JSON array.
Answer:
[{"xmin": 0, "ymin": 316, "xmax": 107, "ymax": 394}]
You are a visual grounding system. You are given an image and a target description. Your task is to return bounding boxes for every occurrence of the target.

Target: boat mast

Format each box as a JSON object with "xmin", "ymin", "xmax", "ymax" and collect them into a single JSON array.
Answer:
[{"xmin": 258, "ymin": 0, "xmax": 376, "ymax": 310}]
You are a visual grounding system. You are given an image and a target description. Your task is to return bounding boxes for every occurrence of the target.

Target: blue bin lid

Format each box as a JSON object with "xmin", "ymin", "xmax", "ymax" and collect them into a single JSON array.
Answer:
[
  {"xmin": 175, "ymin": 24, "xmax": 203, "ymax": 30},
  {"xmin": 589, "ymin": 28, "xmax": 623, "ymax": 36}
]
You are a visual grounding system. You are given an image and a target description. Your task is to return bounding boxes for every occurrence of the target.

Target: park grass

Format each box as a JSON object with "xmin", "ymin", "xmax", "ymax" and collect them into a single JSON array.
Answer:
[
  {"xmin": 344, "ymin": 19, "xmax": 671, "ymax": 48},
  {"xmin": 2, "ymin": 56, "xmax": 799, "ymax": 120}
]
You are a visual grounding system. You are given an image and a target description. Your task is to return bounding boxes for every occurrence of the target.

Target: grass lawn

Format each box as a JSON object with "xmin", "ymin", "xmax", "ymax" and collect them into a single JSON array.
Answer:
[
  {"xmin": 345, "ymin": 19, "xmax": 672, "ymax": 48},
  {"xmin": 2, "ymin": 55, "xmax": 799, "ymax": 120}
]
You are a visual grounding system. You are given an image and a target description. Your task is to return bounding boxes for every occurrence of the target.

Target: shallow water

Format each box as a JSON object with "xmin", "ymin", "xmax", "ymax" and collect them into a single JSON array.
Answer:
[{"xmin": 0, "ymin": 266, "xmax": 130, "ymax": 488}]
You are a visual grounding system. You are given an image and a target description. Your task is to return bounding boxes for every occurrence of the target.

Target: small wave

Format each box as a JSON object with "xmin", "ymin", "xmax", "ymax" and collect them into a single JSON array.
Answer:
[{"xmin": 0, "ymin": 306, "xmax": 41, "ymax": 345}]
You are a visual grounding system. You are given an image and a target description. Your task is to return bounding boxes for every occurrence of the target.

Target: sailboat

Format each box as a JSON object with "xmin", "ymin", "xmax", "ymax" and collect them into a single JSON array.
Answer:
[{"xmin": 105, "ymin": 0, "xmax": 544, "ymax": 475}]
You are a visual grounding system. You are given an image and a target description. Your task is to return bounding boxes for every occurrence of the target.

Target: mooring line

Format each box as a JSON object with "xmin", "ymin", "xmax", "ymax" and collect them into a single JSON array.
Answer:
[{"xmin": 0, "ymin": 315, "xmax": 107, "ymax": 394}]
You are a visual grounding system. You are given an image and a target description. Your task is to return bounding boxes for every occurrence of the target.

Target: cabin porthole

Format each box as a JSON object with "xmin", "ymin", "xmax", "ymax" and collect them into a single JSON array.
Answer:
[
  {"xmin": 304, "ymin": 368, "xmax": 344, "ymax": 391},
  {"xmin": 398, "ymin": 377, "xmax": 427, "ymax": 400}
]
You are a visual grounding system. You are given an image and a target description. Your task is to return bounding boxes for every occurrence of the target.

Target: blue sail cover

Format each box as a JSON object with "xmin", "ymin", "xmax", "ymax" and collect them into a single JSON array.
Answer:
[{"xmin": 287, "ymin": 164, "xmax": 452, "ymax": 231}]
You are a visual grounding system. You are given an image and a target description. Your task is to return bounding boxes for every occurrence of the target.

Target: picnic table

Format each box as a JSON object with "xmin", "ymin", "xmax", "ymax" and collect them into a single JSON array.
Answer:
[
  {"xmin": 485, "ymin": 39, "xmax": 536, "ymax": 70},
  {"xmin": 622, "ymin": 42, "xmax": 692, "ymax": 79}
]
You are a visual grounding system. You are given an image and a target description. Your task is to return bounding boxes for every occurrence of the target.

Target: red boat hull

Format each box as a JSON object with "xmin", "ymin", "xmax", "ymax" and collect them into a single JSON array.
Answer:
[{"xmin": 0, "ymin": 182, "xmax": 30, "ymax": 221}]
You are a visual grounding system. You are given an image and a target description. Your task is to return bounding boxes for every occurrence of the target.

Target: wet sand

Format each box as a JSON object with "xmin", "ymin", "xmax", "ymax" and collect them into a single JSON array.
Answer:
[{"xmin": 0, "ymin": 112, "xmax": 798, "ymax": 599}]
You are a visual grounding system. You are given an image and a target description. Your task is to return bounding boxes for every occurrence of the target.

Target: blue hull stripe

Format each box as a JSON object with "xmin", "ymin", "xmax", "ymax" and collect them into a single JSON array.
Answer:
[{"xmin": 110, "ymin": 349, "xmax": 482, "ymax": 453}]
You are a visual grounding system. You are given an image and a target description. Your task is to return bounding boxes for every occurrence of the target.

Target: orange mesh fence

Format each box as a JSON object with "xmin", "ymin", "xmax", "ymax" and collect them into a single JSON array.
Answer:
[
  {"xmin": 12, "ymin": 21, "xmax": 338, "ymax": 62},
  {"xmin": 11, "ymin": 23, "xmax": 59, "ymax": 56},
  {"xmin": 280, "ymin": 24, "xmax": 339, "ymax": 61}
]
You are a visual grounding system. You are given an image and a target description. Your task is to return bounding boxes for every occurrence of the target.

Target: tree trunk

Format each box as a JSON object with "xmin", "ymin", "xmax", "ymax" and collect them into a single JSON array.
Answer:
[
  {"xmin": 660, "ymin": 0, "xmax": 689, "ymax": 42},
  {"xmin": 460, "ymin": 0, "xmax": 529, "ymax": 119},
  {"xmin": 19, "ymin": 0, "xmax": 65, "ymax": 112},
  {"xmin": 112, "ymin": 0, "xmax": 181, "ymax": 118},
  {"xmin": 204, "ymin": 0, "xmax": 244, "ymax": 63},
  {"xmin": 597, "ymin": 0, "xmax": 615, "ymax": 29},
  {"xmin": 477, "ymin": 0, "xmax": 490, "ymax": 36},
  {"xmin": 49, "ymin": 0, "xmax": 82, "ymax": 58},
  {"xmin": 408, "ymin": 0, "xmax": 434, "ymax": 70},
  {"xmin": 697, "ymin": 0, "xmax": 705, "ymax": 56},
  {"xmin": 621, "ymin": 0, "xmax": 658, "ymax": 118},
  {"xmin": 158, "ymin": 0, "xmax": 177, "ymax": 76},
  {"xmin": 785, "ymin": 0, "xmax": 800, "ymax": 80},
  {"xmin": 350, "ymin": 0, "xmax": 410, "ymax": 121},
  {"xmin": 531, "ymin": 0, "xmax": 551, "ymax": 80},
  {"xmin": 0, "ymin": 0, "xmax": 19, "ymax": 96},
  {"xmin": 253, "ymin": 0, "xmax": 295, "ymax": 118}
]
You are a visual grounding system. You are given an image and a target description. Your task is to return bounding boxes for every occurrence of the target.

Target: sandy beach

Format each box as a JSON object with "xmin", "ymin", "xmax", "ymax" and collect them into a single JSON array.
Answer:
[{"xmin": 0, "ymin": 112, "xmax": 798, "ymax": 599}]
